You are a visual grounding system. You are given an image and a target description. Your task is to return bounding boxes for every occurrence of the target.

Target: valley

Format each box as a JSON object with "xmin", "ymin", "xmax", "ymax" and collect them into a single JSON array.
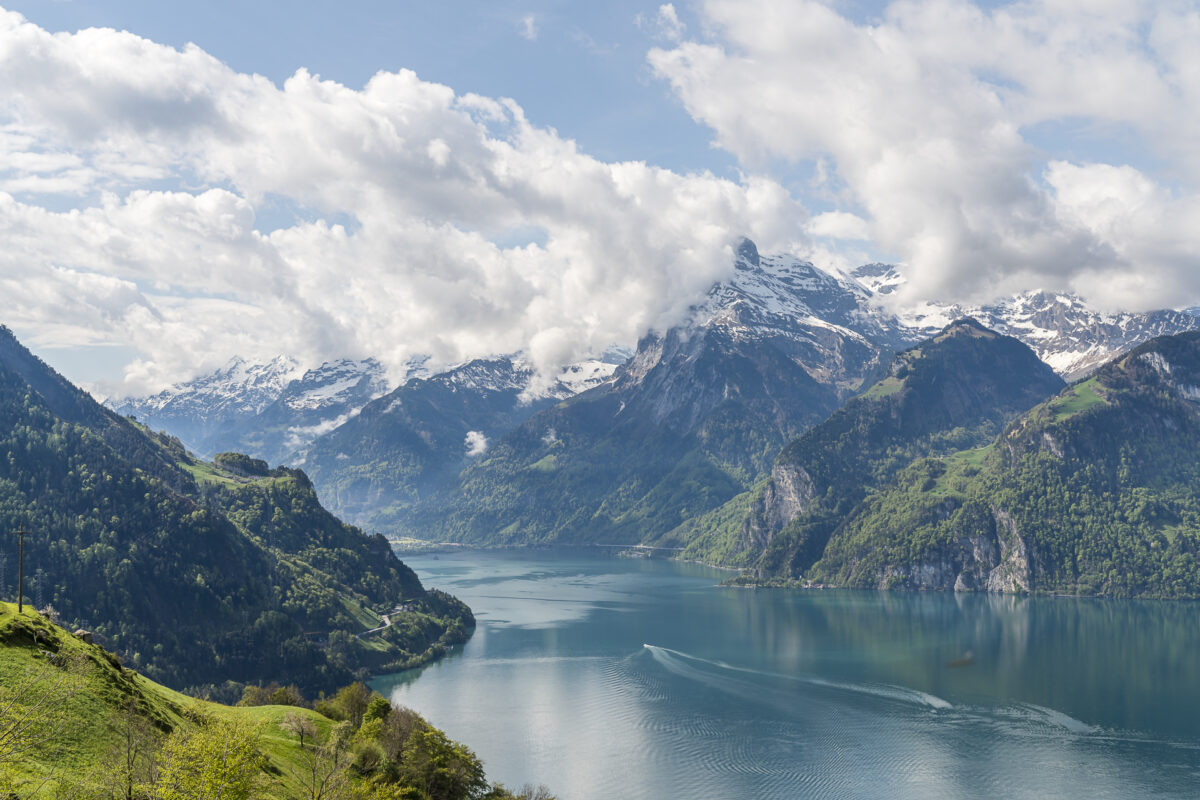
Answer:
[{"xmin": 106, "ymin": 242, "xmax": 1200, "ymax": 599}]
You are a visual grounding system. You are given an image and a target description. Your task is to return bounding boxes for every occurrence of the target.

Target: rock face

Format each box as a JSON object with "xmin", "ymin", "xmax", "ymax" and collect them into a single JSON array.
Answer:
[
  {"xmin": 705, "ymin": 319, "xmax": 1065, "ymax": 579},
  {"xmin": 875, "ymin": 506, "xmax": 1031, "ymax": 593},
  {"xmin": 736, "ymin": 463, "xmax": 816, "ymax": 554}
]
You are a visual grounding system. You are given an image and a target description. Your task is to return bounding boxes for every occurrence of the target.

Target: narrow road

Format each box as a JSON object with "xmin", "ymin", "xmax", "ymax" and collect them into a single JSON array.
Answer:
[{"xmin": 357, "ymin": 602, "xmax": 409, "ymax": 638}]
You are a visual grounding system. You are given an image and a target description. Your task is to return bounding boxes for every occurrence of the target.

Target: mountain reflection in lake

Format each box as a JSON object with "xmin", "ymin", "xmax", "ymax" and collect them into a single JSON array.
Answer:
[{"xmin": 372, "ymin": 550, "xmax": 1200, "ymax": 800}]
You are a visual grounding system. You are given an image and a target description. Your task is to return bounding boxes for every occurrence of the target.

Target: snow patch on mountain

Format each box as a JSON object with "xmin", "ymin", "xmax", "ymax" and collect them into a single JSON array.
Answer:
[{"xmin": 279, "ymin": 358, "xmax": 389, "ymax": 412}]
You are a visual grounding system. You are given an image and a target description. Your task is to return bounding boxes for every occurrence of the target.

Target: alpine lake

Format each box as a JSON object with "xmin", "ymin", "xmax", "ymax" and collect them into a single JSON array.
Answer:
[{"xmin": 372, "ymin": 549, "xmax": 1200, "ymax": 800}]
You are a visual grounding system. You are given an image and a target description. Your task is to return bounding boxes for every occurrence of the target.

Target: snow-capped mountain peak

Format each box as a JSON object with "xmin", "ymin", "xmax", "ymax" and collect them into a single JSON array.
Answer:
[
  {"xmin": 699, "ymin": 239, "xmax": 872, "ymax": 328},
  {"xmin": 428, "ymin": 353, "xmax": 623, "ymax": 402},
  {"xmin": 112, "ymin": 355, "xmax": 301, "ymax": 422},
  {"xmin": 279, "ymin": 358, "xmax": 389, "ymax": 412}
]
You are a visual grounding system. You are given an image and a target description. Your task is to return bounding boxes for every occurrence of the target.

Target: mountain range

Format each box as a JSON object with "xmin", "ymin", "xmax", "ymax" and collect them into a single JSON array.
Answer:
[
  {"xmin": 103, "ymin": 240, "xmax": 1200, "ymax": 587},
  {"xmin": 805, "ymin": 330, "xmax": 1200, "ymax": 597},
  {"xmin": 109, "ymin": 356, "xmax": 392, "ymax": 465}
]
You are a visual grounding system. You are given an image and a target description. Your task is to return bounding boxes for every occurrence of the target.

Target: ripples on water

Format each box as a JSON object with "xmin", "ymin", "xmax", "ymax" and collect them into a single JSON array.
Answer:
[{"xmin": 375, "ymin": 551, "xmax": 1200, "ymax": 800}]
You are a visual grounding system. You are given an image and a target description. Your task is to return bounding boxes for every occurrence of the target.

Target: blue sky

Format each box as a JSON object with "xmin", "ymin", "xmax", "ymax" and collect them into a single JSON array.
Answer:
[
  {"xmin": 6, "ymin": 1, "xmax": 735, "ymax": 176},
  {"xmin": 2, "ymin": 1, "xmax": 1198, "ymax": 394}
]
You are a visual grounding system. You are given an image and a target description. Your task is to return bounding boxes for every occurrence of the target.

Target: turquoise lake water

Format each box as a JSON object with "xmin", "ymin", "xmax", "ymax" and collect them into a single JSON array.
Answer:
[{"xmin": 373, "ymin": 549, "xmax": 1200, "ymax": 799}]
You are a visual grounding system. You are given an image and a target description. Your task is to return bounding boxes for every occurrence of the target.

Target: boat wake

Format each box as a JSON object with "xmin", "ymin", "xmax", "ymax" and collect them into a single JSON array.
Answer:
[{"xmin": 642, "ymin": 643, "xmax": 953, "ymax": 712}]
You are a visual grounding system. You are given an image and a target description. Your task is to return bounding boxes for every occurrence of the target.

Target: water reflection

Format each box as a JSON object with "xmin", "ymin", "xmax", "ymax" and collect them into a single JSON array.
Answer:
[{"xmin": 373, "ymin": 550, "xmax": 1200, "ymax": 800}]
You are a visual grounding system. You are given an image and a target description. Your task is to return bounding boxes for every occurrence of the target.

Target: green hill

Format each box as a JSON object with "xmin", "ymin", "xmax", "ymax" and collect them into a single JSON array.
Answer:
[
  {"xmin": 0, "ymin": 603, "xmax": 540, "ymax": 799},
  {"xmin": 811, "ymin": 330, "xmax": 1200, "ymax": 597},
  {"xmin": 670, "ymin": 319, "xmax": 1066, "ymax": 578},
  {"xmin": 0, "ymin": 326, "xmax": 471, "ymax": 694}
]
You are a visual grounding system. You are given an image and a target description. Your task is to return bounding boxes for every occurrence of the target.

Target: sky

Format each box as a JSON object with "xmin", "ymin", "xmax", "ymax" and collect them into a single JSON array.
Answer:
[{"xmin": 2, "ymin": 0, "xmax": 1199, "ymax": 396}]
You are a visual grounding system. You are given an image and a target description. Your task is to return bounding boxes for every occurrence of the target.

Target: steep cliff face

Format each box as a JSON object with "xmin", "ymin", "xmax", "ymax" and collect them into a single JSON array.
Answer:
[
  {"xmin": 867, "ymin": 505, "xmax": 1033, "ymax": 593},
  {"xmin": 735, "ymin": 463, "xmax": 816, "ymax": 554}
]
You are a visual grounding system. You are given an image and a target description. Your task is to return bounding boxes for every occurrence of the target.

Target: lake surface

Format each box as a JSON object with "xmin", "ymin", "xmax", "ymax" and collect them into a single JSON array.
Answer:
[{"xmin": 373, "ymin": 549, "xmax": 1200, "ymax": 799}]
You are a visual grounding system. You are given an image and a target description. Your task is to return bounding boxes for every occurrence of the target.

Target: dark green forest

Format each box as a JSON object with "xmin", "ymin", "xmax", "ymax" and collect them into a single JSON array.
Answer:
[{"xmin": 0, "ymin": 327, "xmax": 471, "ymax": 694}]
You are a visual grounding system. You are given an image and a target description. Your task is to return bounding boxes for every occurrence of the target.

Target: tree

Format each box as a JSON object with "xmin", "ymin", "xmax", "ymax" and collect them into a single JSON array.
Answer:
[
  {"xmin": 102, "ymin": 699, "xmax": 163, "ymax": 800},
  {"xmin": 333, "ymin": 683, "xmax": 372, "ymax": 728},
  {"xmin": 281, "ymin": 710, "xmax": 319, "ymax": 750},
  {"xmin": 400, "ymin": 725, "xmax": 488, "ymax": 800},
  {"xmin": 152, "ymin": 714, "xmax": 264, "ymax": 800},
  {"xmin": 294, "ymin": 721, "xmax": 352, "ymax": 800}
]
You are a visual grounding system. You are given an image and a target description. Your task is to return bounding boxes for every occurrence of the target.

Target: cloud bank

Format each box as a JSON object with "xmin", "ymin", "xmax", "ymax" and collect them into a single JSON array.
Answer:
[
  {"xmin": 0, "ymin": 9, "xmax": 804, "ymax": 395},
  {"xmin": 5, "ymin": 2, "xmax": 1200, "ymax": 395},
  {"xmin": 649, "ymin": 0, "xmax": 1200, "ymax": 310}
]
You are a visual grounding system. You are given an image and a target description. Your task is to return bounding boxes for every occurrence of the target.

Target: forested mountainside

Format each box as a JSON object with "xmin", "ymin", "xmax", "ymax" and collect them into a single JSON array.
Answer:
[
  {"xmin": 297, "ymin": 355, "xmax": 621, "ymax": 531},
  {"xmin": 0, "ymin": 327, "xmax": 471, "ymax": 694},
  {"xmin": 809, "ymin": 330, "xmax": 1200, "ymax": 598},
  {"xmin": 667, "ymin": 319, "xmax": 1065, "ymax": 575}
]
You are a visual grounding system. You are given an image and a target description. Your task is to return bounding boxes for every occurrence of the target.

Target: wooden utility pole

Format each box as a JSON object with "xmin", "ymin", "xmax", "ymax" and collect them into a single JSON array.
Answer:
[{"xmin": 10, "ymin": 527, "xmax": 29, "ymax": 614}]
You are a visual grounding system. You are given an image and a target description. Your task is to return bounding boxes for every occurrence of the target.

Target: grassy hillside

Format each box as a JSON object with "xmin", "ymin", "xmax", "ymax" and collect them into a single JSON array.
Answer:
[
  {"xmin": 0, "ymin": 603, "xmax": 541, "ymax": 799},
  {"xmin": 810, "ymin": 331, "xmax": 1200, "ymax": 597},
  {"xmin": 0, "ymin": 602, "xmax": 332, "ymax": 797}
]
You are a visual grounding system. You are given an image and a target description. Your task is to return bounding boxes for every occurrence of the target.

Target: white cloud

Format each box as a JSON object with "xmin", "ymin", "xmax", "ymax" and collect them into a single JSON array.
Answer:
[
  {"xmin": 638, "ymin": 4, "xmax": 686, "ymax": 42},
  {"xmin": 0, "ymin": 10, "xmax": 807, "ymax": 395},
  {"xmin": 656, "ymin": 5, "xmax": 686, "ymax": 42},
  {"xmin": 465, "ymin": 430, "xmax": 488, "ymax": 456},
  {"xmin": 807, "ymin": 211, "xmax": 869, "ymax": 241},
  {"xmin": 520, "ymin": 14, "xmax": 538, "ymax": 41},
  {"xmin": 648, "ymin": 0, "xmax": 1200, "ymax": 310}
]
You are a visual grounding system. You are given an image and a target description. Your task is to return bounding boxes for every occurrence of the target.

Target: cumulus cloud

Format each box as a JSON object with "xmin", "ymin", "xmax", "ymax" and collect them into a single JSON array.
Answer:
[
  {"xmin": 464, "ymin": 430, "xmax": 488, "ymax": 457},
  {"xmin": 648, "ymin": 0, "xmax": 1200, "ymax": 310},
  {"xmin": 0, "ymin": 9, "xmax": 807, "ymax": 395}
]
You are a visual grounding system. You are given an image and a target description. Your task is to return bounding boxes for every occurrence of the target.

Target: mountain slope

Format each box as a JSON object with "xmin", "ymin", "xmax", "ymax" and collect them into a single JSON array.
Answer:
[
  {"xmin": 811, "ymin": 330, "xmax": 1200, "ymax": 597},
  {"xmin": 674, "ymin": 319, "xmax": 1065, "ymax": 577},
  {"xmin": 0, "ymin": 326, "xmax": 470, "ymax": 693},
  {"xmin": 402, "ymin": 240, "xmax": 911, "ymax": 544},
  {"xmin": 298, "ymin": 355, "xmax": 620, "ymax": 530}
]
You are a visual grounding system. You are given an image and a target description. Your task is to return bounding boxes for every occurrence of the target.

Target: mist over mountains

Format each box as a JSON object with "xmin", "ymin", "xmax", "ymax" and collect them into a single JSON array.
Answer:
[{"xmin": 106, "ymin": 241, "xmax": 1200, "ymax": 555}]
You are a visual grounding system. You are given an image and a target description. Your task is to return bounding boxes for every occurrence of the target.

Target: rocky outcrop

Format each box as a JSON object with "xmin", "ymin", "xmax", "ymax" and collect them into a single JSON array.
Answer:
[
  {"xmin": 985, "ymin": 508, "xmax": 1032, "ymax": 592},
  {"xmin": 736, "ymin": 463, "xmax": 816, "ymax": 554},
  {"xmin": 872, "ymin": 505, "xmax": 1031, "ymax": 593}
]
